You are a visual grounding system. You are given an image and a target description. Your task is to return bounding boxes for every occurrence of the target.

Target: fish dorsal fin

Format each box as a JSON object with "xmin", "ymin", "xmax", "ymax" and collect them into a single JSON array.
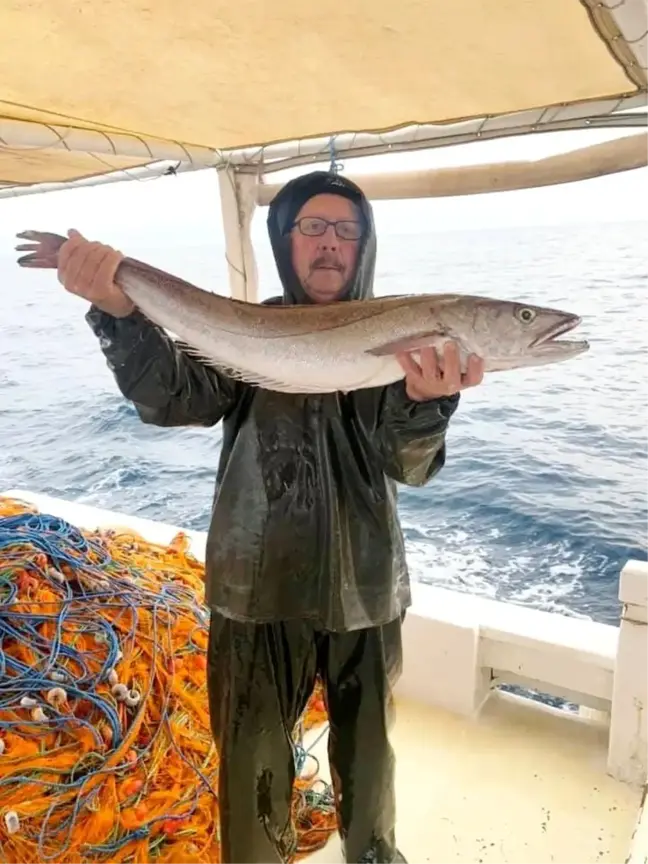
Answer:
[{"xmin": 173, "ymin": 339, "xmax": 330, "ymax": 394}]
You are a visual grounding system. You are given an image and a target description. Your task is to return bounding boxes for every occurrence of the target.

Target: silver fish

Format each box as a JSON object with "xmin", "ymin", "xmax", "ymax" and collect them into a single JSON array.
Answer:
[{"xmin": 15, "ymin": 230, "xmax": 589, "ymax": 394}]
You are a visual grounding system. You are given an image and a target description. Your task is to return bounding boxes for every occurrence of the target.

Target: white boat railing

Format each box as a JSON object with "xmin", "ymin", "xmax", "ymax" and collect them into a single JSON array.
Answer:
[
  {"xmin": 399, "ymin": 582, "xmax": 617, "ymax": 714},
  {"xmin": 398, "ymin": 558, "xmax": 647, "ymax": 789}
]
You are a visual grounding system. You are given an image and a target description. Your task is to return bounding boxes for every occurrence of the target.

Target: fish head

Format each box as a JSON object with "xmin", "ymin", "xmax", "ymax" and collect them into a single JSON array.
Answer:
[{"xmin": 440, "ymin": 297, "xmax": 590, "ymax": 371}]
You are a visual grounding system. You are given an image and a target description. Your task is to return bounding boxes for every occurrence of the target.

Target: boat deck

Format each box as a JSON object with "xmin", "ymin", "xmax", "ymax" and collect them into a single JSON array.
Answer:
[
  {"xmin": 303, "ymin": 691, "xmax": 641, "ymax": 863},
  {"xmin": 1, "ymin": 489, "xmax": 643, "ymax": 863}
]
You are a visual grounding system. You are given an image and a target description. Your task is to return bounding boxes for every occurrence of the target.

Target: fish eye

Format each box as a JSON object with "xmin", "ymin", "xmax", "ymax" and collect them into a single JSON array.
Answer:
[{"xmin": 517, "ymin": 307, "xmax": 537, "ymax": 324}]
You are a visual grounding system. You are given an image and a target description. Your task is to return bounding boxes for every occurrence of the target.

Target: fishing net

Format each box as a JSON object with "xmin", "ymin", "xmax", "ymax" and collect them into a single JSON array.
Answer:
[{"xmin": 0, "ymin": 495, "xmax": 335, "ymax": 863}]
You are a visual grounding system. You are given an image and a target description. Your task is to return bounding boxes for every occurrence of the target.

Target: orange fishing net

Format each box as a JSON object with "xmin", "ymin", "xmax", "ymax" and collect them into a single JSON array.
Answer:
[{"xmin": 0, "ymin": 496, "xmax": 334, "ymax": 863}]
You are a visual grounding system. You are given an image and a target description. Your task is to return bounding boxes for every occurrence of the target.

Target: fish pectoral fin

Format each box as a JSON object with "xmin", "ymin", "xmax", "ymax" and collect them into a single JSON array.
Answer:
[{"xmin": 365, "ymin": 331, "xmax": 447, "ymax": 356}]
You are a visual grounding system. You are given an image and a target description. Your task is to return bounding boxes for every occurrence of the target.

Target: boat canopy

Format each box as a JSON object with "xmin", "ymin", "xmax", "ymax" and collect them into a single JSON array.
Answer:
[{"xmin": 0, "ymin": 0, "xmax": 646, "ymax": 199}]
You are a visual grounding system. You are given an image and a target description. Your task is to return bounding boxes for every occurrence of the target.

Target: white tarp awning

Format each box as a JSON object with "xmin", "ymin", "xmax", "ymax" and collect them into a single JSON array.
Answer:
[{"xmin": 1, "ymin": 0, "xmax": 646, "ymax": 194}]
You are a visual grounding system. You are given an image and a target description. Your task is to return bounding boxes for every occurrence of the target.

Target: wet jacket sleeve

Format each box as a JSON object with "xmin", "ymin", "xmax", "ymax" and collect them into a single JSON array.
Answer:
[
  {"xmin": 374, "ymin": 380, "xmax": 460, "ymax": 486},
  {"xmin": 85, "ymin": 305, "xmax": 241, "ymax": 427}
]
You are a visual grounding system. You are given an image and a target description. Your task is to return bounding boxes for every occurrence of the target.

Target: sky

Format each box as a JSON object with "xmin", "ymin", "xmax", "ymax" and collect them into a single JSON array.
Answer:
[{"xmin": 0, "ymin": 126, "xmax": 646, "ymax": 257}]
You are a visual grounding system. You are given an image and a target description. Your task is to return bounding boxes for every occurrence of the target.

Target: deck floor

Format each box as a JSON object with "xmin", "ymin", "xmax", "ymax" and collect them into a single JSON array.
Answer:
[{"xmin": 304, "ymin": 692, "xmax": 641, "ymax": 864}]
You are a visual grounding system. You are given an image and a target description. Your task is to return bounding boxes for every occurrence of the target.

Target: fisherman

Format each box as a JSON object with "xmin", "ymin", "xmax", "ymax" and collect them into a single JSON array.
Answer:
[{"xmin": 55, "ymin": 171, "xmax": 485, "ymax": 863}]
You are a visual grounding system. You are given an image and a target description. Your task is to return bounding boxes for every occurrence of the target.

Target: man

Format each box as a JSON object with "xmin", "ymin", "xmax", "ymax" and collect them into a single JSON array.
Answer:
[{"xmin": 57, "ymin": 170, "xmax": 484, "ymax": 863}]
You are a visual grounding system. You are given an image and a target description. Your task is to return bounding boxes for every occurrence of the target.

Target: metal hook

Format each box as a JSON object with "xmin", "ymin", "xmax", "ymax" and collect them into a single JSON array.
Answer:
[{"xmin": 328, "ymin": 139, "xmax": 343, "ymax": 174}]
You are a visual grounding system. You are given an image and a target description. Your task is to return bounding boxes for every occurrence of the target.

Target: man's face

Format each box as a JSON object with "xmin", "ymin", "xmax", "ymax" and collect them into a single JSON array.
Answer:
[{"xmin": 290, "ymin": 193, "xmax": 362, "ymax": 303}]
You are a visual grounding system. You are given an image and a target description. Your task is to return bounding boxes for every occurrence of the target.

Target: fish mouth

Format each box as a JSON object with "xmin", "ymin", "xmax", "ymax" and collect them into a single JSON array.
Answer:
[{"xmin": 530, "ymin": 315, "xmax": 589, "ymax": 353}]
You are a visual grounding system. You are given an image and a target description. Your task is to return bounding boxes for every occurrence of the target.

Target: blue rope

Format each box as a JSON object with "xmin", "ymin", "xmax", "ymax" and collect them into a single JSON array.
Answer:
[
  {"xmin": 0, "ymin": 512, "xmax": 175, "ymax": 859},
  {"xmin": 0, "ymin": 511, "xmax": 331, "ymax": 861}
]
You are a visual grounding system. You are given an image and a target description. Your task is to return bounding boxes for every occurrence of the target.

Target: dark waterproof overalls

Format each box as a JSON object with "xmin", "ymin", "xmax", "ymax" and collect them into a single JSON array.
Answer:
[{"xmin": 86, "ymin": 171, "xmax": 460, "ymax": 863}]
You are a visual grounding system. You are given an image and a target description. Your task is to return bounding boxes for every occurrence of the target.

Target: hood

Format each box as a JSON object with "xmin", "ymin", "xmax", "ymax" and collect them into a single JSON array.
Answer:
[{"xmin": 266, "ymin": 170, "xmax": 377, "ymax": 305}]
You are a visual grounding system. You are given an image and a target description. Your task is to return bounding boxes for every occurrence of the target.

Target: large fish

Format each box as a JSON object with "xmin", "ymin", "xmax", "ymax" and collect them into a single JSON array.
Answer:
[{"xmin": 15, "ymin": 230, "xmax": 589, "ymax": 394}]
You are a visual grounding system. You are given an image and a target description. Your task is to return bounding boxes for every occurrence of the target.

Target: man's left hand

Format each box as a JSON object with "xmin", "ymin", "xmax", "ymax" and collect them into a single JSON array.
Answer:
[{"xmin": 396, "ymin": 341, "xmax": 485, "ymax": 402}]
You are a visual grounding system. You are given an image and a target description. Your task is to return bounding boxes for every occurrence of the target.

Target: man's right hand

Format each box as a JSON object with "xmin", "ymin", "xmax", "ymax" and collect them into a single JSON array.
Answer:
[{"xmin": 58, "ymin": 229, "xmax": 135, "ymax": 318}]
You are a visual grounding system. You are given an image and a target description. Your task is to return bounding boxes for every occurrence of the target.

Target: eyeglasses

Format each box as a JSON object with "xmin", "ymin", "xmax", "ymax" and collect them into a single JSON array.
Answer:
[{"xmin": 292, "ymin": 217, "xmax": 363, "ymax": 241}]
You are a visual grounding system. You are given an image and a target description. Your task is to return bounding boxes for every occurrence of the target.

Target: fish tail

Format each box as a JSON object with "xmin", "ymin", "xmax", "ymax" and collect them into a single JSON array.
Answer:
[{"xmin": 15, "ymin": 230, "xmax": 68, "ymax": 269}]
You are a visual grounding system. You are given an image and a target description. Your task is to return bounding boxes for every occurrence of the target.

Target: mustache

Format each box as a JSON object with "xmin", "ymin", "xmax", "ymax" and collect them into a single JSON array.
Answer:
[{"xmin": 310, "ymin": 255, "xmax": 343, "ymax": 271}]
